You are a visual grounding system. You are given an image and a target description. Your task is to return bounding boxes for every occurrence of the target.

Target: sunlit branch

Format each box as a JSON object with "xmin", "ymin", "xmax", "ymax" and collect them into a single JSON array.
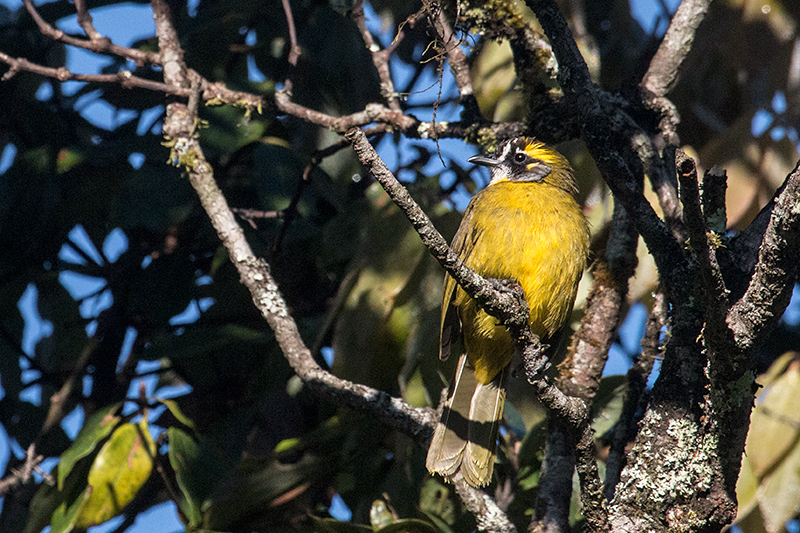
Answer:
[{"xmin": 21, "ymin": 0, "xmax": 160, "ymax": 66}]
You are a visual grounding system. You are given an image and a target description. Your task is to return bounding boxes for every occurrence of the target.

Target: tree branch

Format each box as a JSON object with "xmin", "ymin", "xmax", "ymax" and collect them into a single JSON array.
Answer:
[
  {"xmin": 151, "ymin": 0, "xmax": 188, "ymax": 88},
  {"xmin": 346, "ymin": 127, "xmax": 606, "ymax": 531},
  {"xmin": 676, "ymin": 151, "xmax": 729, "ymax": 331},
  {"xmin": 454, "ymin": 480, "xmax": 518, "ymax": 533},
  {"xmin": 73, "ymin": 0, "xmax": 103, "ymax": 41},
  {"xmin": 0, "ymin": 51, "xmax": 182, "ymax": 93},
  {"xmin": 604, "ymin": 292, "xmax": 666, "ymax": 500},
  {"xmin": 153, "ymin": 1, "xmax": 434, "ymax": 447},
  {"xmin": 0, "ymin": 444, "xmax": 43, "ymax": 498},
  {"xmin": 21, "ymin": 0, "xmax": 160, "ymax": 66},
  {"xmin": 641, "ymin": 0, "xmax": 713, "ymax": 99},
  {"xmin": 431, "ymin": 7, "xmax": 483, "ymax": 122},
  {"xmin": 524, "ymin": 0, "xmax": 688, "ymax": 301},
  {"xmin": 534, "ymin": 201, "xmax": 638, "ymax": 531},
  {"xmin": 640, "ymin": 0, "xmax": 711, "ymax": 146},
  {"xmin": 352, "ymin": 0, "xmax": 403, "ymax": 112},
  {"xmin": 728, "ymin": 161, "xmax": 800, "ymax": 353},
  {"xmin": 701, "ymin": 166, "xmax": 728, "ymax": 234}
]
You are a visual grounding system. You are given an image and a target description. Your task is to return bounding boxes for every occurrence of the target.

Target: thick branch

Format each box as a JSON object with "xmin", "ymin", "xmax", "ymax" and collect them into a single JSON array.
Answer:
[
  {"xmin": 640, "ymin": 0, "xmax": 711, "ymax": 145},
  {"xmin": 728, "ymin": 161, "xmax": 800, "ymax": 352},
  {"xmin": 604, "ymin": 292, "xmax": 666, "ymax": 500},
  {"xmin": 154, "ymin": 18, "xmax": 434, "ymax": 446},
  {"xmin": 532, "ymin": 420, "xmax": 572, "ymax": 533},
  {"xmin": 453, "ymin": 480, "xmax": 518, "ymax": 533},
  {"xmin": 524, "ymin": 0, "xmax": 687, "ymax": 301},
  {"xmin": 164, "ymin": 102, "xmax": 434, "ymax": 441},
  {"xmin": 676, "ymin": 151, "xmax": 729, "ymax": 327},
  {"xmin": 641, "ymin": 0, "xmax": 713, "ymax": 98},
  {"xmin": 151, "ymin": 0, "xmax": 188, "ymax": 88}
]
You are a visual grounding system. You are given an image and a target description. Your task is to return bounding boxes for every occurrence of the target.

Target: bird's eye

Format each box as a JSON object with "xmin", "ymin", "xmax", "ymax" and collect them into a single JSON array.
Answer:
[{"xmin": 513, "ymin": 152, "xmax": 528, "ymax": 164}]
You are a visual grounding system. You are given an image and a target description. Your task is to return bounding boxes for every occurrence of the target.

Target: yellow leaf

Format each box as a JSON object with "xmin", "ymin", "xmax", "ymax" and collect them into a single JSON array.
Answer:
[
  {"xmin": 745, "ymin": 358, "xmax": 800, "ymax": 478},
  {"xmin": 72, "ymin": 419, "xmax": 156, "ymax": 529}
]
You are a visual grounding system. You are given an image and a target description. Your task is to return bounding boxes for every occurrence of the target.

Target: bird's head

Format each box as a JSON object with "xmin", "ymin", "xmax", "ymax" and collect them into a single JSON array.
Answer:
[{"xmin": 468, "ymin": 137, "xmax": 577, "ymax": 194}]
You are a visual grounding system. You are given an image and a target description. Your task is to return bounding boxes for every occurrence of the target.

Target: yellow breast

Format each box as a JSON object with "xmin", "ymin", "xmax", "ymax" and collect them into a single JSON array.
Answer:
[{"xmin": 451, "ymin": 179, "xmax": 590, "ymax": 383}]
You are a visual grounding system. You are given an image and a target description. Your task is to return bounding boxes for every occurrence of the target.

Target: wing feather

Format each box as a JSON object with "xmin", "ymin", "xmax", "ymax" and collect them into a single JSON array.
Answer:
[{"xmin": 440, "ymin": 205, "xmax": 482, "ymax": 361}]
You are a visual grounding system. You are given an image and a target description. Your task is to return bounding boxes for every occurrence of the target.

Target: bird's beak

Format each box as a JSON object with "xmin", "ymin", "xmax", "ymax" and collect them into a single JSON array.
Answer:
[{"xmin": 467, "ymin": 155, "xmax": 501, "ymax": 167}]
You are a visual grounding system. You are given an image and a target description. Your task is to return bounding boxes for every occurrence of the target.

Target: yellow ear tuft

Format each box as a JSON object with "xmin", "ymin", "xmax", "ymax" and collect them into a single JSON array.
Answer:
[{"xmin": 518, "ymin": 138, "xmax": 577, "ymax": 194}]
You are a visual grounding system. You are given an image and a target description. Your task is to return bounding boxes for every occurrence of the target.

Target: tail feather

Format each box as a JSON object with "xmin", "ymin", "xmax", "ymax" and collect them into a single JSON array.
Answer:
[
  {"xmin": 426, "ymin": 354, "xmax": 506, "ymax": 487},
  {"xmin": 426, "ymin": 354, "xmax": 472, "ymax": 475},
  {"xmin": 462, "ymin": 369, "xmax": 506, "ymax": 486}
]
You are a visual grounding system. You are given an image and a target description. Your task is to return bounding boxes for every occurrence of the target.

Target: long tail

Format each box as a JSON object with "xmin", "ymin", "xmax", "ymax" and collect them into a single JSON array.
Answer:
[{"xmin": 426, "ymin": 354, "xmax": 506, "ymax": 487}]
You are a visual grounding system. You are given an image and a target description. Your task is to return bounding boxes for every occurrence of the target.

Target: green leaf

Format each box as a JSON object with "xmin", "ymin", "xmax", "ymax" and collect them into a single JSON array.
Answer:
[
  {"xmin": 735, "ymin": 453, "xmax": 760, "ymax": 520},
  {"xmin": 157, "ymin": 398, "xmax": 196, "ymax": 431},
  {"xmin": 168, "ymin": 426, "xmax": 206, "ymax": 528},
  {"xmin": 369, "ymin": 499, "xmax": 396, "ymax": 529},
  {"xmin": 50, "ymin": 492, "xmax": 89, "ymax": 533},
  {"xmin": 72, "ymin": 419, "xmax": 156, "ymax": 529},
  {"xmin": 24, "ymin": 474, "xmax": 68, "ymax": 533},
  {"xmin": 310, "ymin": 516, "xmax": 373, "ymax": 533},
  {"xmin": 755, "ymin": 433, "xmax": 800, "ymax": 533},
  {"xmin": 746, "ymin": 359, "xmax": 800, "ymax": 477},
  {"xmin": 57, "ymin": 403, "xmax": 122, "ymax": 490},
  {"xmin": 418, "ymin": 478, "xmax": 455, "ymax": 527},
  {"xmin": 374, "ymin": 519, "xmax": 440, "ymax": 533},
  {"xmin": 28, "ymin": 448, "xmax": 95, "ymax": 533}
]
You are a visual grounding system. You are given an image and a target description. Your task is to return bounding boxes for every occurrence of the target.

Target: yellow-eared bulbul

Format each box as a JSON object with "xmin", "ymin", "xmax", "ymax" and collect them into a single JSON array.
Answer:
[{"xmin": 426, "ymin": 137, "xmax": 590, "ymax": 487}]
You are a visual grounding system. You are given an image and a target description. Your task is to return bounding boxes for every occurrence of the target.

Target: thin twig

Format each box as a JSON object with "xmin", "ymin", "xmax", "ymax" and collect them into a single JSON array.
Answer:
[
  {"xmin": 21, "ymin": 0, "xmax": 160, "ymax": 66},
  {"xmin": 0, "ymin": 51, "xmax": 174, "ymax": 91},
  {"xmin": 232, "ymin": 208, "xmax": 282, "ymax": 229},
  {"xmin": 73, "ymin": 0, "xmax": 104, "ymax": 41},
  {"xmin": 152, "ymin": 7, "xmax": 436, "ymax": 448},
  {"xmin": 0, "ymin": 444, "xmax": 44, "ymax": 497},
  {"xmin": 352, "ymin": 0, "xmax": 402, "ymax": 111},
  {"xmin": 280, "ymin": 0, "xmax": 301, "ymax": 94}
]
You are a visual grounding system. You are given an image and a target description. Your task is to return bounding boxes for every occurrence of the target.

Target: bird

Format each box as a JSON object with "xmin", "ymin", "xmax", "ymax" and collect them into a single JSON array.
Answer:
[{"xmin": 425, "ymin": 137, "xmax": 590, "ymax": 487}]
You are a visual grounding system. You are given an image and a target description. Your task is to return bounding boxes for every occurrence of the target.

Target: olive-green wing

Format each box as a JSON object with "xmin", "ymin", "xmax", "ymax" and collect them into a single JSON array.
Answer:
[{"xmin": 440, "ymin": 205, "xmax": 482, "ymax": 361}]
